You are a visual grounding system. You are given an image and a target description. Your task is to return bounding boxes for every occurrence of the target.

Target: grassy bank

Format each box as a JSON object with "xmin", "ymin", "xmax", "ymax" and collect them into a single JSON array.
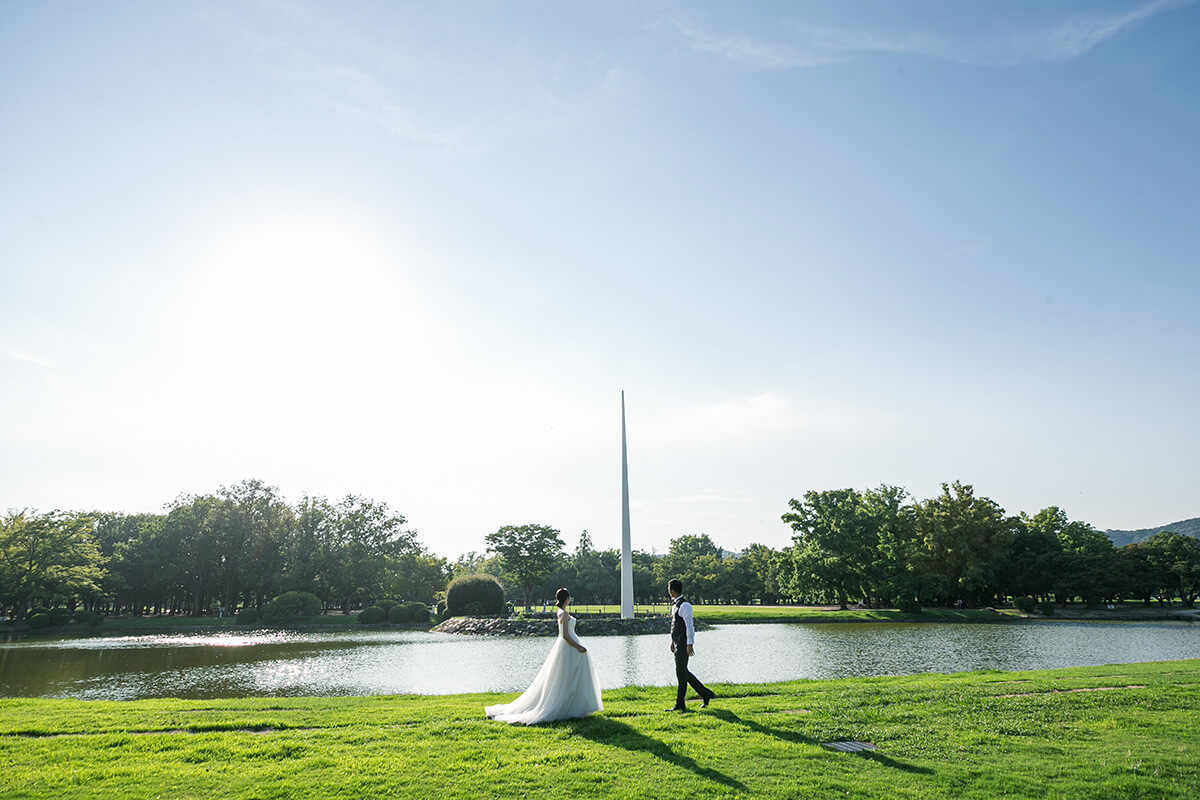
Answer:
[{"xmin": 3, "ymin": 660, "xmax": 1198, "ymax": 799}]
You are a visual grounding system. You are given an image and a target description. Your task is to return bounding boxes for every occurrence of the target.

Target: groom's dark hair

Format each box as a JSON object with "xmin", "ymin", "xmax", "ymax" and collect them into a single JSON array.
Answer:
[{"xmin": 668, "ymin": 578, "xmax": 682, "ymax": 595}]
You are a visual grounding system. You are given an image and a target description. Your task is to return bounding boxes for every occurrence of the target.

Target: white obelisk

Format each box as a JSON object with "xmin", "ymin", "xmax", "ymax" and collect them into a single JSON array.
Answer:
[{"xmin": 620, "ymin": 391, "xmax": 634, "ymax": 619}]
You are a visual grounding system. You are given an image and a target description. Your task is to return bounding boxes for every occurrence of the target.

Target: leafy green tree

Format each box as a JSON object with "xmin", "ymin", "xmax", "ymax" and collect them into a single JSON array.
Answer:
[
  {"xmin": 862, "ymin": 484, "xmax": 919, "ymax": 607},
  {"xmin": 163, "ymin": 493, "xmax": 223, "ymax": 615},
  {"xmin": 1005, "ymin": 508, "xmax": 1067, "ymax": 601},
  {"xmin": 783, "ymin": 489, "xmax": 878, "ymax": 609},
  {"xmin": 387, "ymin": 550, "xmax": 450, "ymax": 602},
  {"xmin": 0, "ymin": 510, "xmax": 106, "ymax": 618},
  {"xmin": 655, "ymin": 534, "xmax": 725, "ymax": 600},
  {"xmin": 737, "ymin": 543, "xmax": 786, "ymax": 604},
  {"xmin": 912, "ymin": 482, "xmax": 1015, "ymax": 606},
  {"xmin": 215, "ymin": 479, "xmax": 295, "ymax": 612},
  {"xmin": 1140, "ymin": 531, "xmax": 1200, "ymax": 607},
  {"xmin": 484, "ymin": 524, "xmax": 566, "ymax": 609},
  {"xmin": 1120, "ymin": 539, "xmax": 1171, "ymax": 606},
  {"xmin": 328, "ymin": 495, "xmax": 416, "ymax": 611}
]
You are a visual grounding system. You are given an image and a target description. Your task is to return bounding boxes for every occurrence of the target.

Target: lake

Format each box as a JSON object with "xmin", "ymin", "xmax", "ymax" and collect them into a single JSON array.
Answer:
[{"xmin": 1, "ymin": 620, "xmax": 1197, "ymax": 700}]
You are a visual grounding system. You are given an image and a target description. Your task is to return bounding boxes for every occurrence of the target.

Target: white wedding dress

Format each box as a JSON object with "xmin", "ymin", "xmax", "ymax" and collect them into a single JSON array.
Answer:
[{"xmin": 485, "ymin": 611, "xmax": 602, "ymax": 724}]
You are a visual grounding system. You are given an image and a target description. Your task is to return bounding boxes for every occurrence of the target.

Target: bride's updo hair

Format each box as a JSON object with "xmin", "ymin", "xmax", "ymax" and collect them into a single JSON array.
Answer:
[{"xmin": 554, "ymin": 588, "xmax": 570, "ymax": 608}]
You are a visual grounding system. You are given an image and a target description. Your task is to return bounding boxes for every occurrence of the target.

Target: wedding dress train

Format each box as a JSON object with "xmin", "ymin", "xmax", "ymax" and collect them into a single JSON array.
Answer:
[{"xmin": 485, "ymin": 613, "xmax": 602, "ymax": 724}]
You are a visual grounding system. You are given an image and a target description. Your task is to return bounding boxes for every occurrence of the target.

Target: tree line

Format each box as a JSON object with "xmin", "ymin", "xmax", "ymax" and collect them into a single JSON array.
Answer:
[
  {"xmin": 456, "ymin": 482, "xmax": 1200, "ymax": 611},
  {"xmin": 3, "ymin": 478, "xmax": 1199, "ymax": 621},
  {"xmin": 0, "ymin": 479, "xmax": 448, "ymax": 620}
]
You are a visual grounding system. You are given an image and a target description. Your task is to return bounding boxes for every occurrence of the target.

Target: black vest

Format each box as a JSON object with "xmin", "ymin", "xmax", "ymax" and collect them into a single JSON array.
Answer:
[{"xmin": 670, "ymin": 597, "xmax": 688, "ymax": 646}]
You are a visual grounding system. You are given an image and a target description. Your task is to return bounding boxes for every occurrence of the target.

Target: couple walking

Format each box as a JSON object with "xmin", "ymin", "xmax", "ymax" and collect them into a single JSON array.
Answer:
[{"xmin": 484, "ymin": 579, "xmax": 714, "ymax": 725}]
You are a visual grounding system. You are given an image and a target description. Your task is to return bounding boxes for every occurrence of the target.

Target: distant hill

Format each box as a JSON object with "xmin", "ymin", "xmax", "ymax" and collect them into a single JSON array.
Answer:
[{"xmin": 1104, "ymin": 517, "xmax": 1200, "ymax": 548}]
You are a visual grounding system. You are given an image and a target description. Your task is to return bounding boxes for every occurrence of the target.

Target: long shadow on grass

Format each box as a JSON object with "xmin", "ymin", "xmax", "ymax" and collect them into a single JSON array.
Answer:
[
  {"xmin": 708, "ymin": 709, "xmax": 934, "ymax": 776},
  {"xmin": 566, "ymin": 716, "xmax": 747, "ymax": 791}
]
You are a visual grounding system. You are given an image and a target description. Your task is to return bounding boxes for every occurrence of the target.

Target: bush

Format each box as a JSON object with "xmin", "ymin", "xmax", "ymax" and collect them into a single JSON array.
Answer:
[
  {"xmin": 1014, "ymin": 596, "xmax": 1037, "ymax": 613},
  {"xmin": 262, "ymin": 591, "xmax": 323, "ymax": 624},
  {"xmin": 1037, "ymin": 601, "xmax": 1056, "ymax": 616},
  {"xmin": 897, "ymin": 599, "xmax": 922, "ymax": 614},
  {"xmin": 48, "ymin": 607, "xmax": 74, "ymax": 626},
  {"xmin": 446, "ymin": 574, "xmax": 505, "ymax": 617},
  {"xmin": 27, "ymin": 613, "xmax": 52, "ymax": 629},
  {"xmin": 386, "ymin": 601, "xmax": 429, "ymax": 624},
  {"xmin": 377, "ymin": 599, "xmax": 399, "ymax": 611},
  {"xmin": 357, "ymin": 606, "xmax": 386, "ymax": 624},
  {"xmin": 408, "ymin": 602, "xmax": 430, "ymax": 623},
  {"xmin": 235, "ymin": 606, "xmax": 260, "ymax": 624},
  {"xmin": 72, "ymin": 609, "xmax": 95, "ymax": 625}
]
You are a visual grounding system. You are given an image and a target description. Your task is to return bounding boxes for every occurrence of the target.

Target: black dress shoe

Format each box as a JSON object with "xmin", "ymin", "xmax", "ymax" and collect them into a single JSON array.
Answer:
[{"xmin": 700, "ymin": 692, "xmax": 715, "ymax": 708}]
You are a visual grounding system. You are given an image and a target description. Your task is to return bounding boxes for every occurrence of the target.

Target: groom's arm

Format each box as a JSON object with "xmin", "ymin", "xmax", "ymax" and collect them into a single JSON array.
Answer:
[{"xmin": 681, "ymin": 602, "xmax": 696, "ymax": 649}]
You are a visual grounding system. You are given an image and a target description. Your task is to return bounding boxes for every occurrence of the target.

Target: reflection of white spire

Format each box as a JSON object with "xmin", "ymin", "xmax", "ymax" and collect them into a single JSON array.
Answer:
[{"xmin": 621, "ymin": 391, "xmax": 634, "ymax": 619}]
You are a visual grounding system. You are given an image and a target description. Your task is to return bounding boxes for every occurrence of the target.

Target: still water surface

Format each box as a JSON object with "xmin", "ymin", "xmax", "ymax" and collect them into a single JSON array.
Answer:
[{"xmin": 1, "ymin": 621, "xmax": 1196, "ymax": 700}]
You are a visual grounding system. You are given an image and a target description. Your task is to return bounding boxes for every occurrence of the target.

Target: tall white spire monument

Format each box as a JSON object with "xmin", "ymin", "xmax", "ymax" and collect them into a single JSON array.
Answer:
[{"xmin": 620, "ymin": 391, "xmax": 634, "ymax": 619}]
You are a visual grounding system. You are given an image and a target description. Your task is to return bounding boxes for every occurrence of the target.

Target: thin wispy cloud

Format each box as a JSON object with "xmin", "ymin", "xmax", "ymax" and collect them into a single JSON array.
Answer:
[
  {"xmin": 292, "ymin": 62, "xmax": 470, "ymax": 152},
  {"xmin": 659, "ymin": 17, "xmax": 839, "ymax": 69},
  {"xmin": 665, "ymin": 0, "xmax": 1190, "ymax": 69},
  {"xmin": 200, "ymin": 5, "xmax": 469, "ymax": 152},
  {"xmin": 1, "ymin": 347, "xmax": 52, "ymax": 369}
]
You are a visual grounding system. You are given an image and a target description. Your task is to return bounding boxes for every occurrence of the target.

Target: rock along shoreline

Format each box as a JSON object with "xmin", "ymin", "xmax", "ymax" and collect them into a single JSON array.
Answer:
[{"xmin": 431, "ymin": 615, "xmax": 711, "ymax": 637}]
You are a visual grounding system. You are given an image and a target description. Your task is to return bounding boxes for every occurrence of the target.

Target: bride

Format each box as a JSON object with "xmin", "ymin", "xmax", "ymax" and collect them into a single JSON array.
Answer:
[{"xmin": 485, "ymin": 587, "xmax": 602, "ymax": 724}]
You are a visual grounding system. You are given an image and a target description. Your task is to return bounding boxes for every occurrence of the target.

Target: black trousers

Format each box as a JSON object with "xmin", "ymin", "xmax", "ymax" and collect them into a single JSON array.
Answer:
[{"xmin": 674, "ymin": 648, "xmax": 710, "ymax": 708}]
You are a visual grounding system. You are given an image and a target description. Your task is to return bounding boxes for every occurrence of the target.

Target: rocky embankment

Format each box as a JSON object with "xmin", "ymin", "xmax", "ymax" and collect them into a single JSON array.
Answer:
[{"xmin": 432, "ymin": 615, "xmax": 710, "ymax": 636}]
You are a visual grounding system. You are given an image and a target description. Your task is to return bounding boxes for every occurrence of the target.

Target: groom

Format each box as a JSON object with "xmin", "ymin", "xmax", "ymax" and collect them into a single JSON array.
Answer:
[{"xmin": 666, "ymin": 578, "xmax": 715, "ymax": 712}]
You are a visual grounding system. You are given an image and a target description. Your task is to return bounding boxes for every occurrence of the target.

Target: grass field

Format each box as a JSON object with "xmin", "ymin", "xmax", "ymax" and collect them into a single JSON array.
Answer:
[{"xmin": 2, "ymin": 659, "xmax": 1197, "ymax": 799}]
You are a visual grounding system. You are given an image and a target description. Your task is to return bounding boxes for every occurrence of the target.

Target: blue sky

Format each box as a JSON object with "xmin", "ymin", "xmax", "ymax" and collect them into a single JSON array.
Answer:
[{"xmin": 2, "ymin": 1, "xmax": 1198, "ymax": 558}]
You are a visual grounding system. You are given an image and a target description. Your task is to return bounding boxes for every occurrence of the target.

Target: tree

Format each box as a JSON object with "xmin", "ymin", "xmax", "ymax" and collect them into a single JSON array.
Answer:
[
  {"xmin": 1140, "ymin": 531, "xmax": 1200, "ymax": 607},
  {"xmin": 783, "ymin": 489, "xmax": 878, "ymax": 609},
  {"xmin": 862, "ymin": 484, "xmax": 919, "ymax": 607},
  {"xmin": 0, "ymin": 510, "xmax": 106, "ymax": 618},
  {"xmin": 484, "ymin": 524, "xmax": 565, "ymax": 609},
  {"xmin": 327, "ymin": 495, "xmax": 416, "ymax": 611},
  {"xmin": 912, "ymin": 482, "xmax": 1014, "ymax": 606},
  {"xmin": 656, "ymin": 534, "xmax": 725, "ymax": 600},
  {"xmin": 387, "ymin": 550, "xmax": 449, "ymax": 602}
]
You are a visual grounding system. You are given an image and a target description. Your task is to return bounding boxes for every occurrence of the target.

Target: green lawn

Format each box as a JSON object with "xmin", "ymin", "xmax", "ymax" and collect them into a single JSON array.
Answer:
[{"xmin": 3, "ymin": 660, "xmax": 1197, "ymax": 799}]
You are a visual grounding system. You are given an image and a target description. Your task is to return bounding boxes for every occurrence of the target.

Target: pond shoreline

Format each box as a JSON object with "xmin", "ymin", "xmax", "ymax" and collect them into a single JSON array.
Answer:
[{"xmin": 3, "ymin": 604, "xmax": 1195, "ymax": 641}]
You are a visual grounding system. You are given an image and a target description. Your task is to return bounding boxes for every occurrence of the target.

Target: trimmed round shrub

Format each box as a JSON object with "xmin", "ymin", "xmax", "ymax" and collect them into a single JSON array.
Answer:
[
  {"xmin": 1037, "ymin": 601, "xmax": 1056, "ymax": 616},
  {"xmin": 446, "ymin": 574, "xmax": 505, "ymax": 617},
  {"xmin": 357, "ymin": 606, "xmax": 386, "ymax": 624},
  {"xmin": 1013, "ymin": 596, "xmax": 1036, "ymax": 613},
  {"xmin": 48, "ymin": 607, "xmax": 74, "ymax": 626},
  {"xmin": 897, "ymin": 599, "xmax": 922, "ymax": 614},
  {"xmin": 377, "ymin": 599, "xmax": 399, "ymax": 611},
  {"xmin": 235, "ymin": 606, "xmax": 260, "ymax": 624},
  {"xmin": 406, "ymin": 601, "xmax": 430, "ymax": 623},
  {"xmin": 28, "ymin": 613, "xmax": 52, "ymax": 629},
  {"xmin": 388, "ymin": 601, "xmax": 430, "ymax": 623},
  {"xmin": 262, "ymin": 591, "xmax": 323, "ymax": 624},
  {"xmin": 72, "ymin": 609, "xmax": 95, "ymax": 625}
]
